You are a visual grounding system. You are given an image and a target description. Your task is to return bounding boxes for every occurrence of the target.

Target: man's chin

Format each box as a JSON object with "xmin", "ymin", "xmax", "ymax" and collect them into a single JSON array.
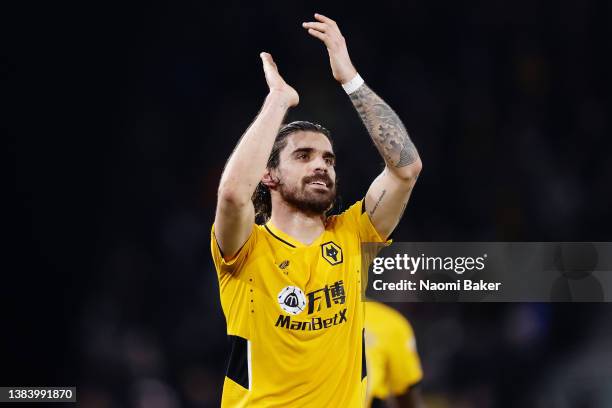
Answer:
[
  {"xmin": 304, "ymin": 197, "xmax": 336, "ymax": 214},
  {"xmin": 286, "ymin": 195, "xmax": 335, "ymax": 215},
  {"xmin": 304, "ymin": 190, "xmax": 335, "ymax": 203},
  {"xmin": 279, "ymin": 186, "xmax": 336, "ymax": 215}
]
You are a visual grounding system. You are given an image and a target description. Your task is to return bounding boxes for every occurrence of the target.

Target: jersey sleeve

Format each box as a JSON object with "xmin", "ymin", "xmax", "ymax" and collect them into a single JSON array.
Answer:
[
  {"xmin": 210, "ymin": 224, "xmax": 257, "ymax": 277},
  {"xmin": 386, "ymin": 317, "xmax": 423, "ymax": 395},
  {"xmin": 339, "ymin": 199, "xmax": 391, "ymax": 243}
]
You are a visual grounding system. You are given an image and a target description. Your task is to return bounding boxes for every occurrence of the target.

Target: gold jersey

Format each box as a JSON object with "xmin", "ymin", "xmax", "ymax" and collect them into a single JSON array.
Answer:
[
  {"xmin": 210, "ymin": 199, "xmax": 388, "ymax": 407},
  {"xmin": 365, "ymin": 302, "xmax": 423, "ymax": 407}
]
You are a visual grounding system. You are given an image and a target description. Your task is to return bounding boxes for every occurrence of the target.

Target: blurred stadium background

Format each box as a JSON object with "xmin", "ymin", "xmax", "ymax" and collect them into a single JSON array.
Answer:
[{"xmin": 9, "ymin": 0, "xmax": 612, "ymax": 407}]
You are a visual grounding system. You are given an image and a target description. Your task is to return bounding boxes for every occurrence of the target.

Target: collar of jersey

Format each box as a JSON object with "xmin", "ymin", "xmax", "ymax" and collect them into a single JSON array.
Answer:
[{"xmin": 264, "ymin": 221, "xmax": 326, "ymax": 248}]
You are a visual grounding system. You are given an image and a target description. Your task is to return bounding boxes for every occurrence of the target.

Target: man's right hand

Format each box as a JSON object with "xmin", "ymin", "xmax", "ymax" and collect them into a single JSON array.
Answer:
[{"xmin": 260, "ymin": 52, "xmax": 299, "ymax": 107}]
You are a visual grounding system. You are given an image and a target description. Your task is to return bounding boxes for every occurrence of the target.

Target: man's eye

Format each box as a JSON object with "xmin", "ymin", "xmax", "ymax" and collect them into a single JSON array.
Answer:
[
  {"xmin": 297, "ymin": 154, "xmax": 308, "ymax": 159},
  {"xmin": 325, "ymin": 158, "xmax": 335, "ymax": 165}
]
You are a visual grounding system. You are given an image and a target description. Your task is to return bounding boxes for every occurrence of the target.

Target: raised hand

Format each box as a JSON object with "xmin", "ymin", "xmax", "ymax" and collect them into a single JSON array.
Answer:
[
  {"xmin": 302, "ymin": 13, "xmax": 358, "ymax": 84},
  {"xmin": 260, "ymin": 52, "xmax": 299, "ymax": 107}
]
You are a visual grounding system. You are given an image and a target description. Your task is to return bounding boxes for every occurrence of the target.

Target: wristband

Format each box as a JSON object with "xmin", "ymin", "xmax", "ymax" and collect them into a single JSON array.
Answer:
[{"xmin": 341, "ymin": 73, "xmax": 364, "ymax": 95}]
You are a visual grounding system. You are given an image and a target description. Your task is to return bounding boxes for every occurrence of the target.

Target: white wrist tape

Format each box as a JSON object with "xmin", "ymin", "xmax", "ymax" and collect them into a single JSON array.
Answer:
[{"xmin": 341, "ymin": 73, "xmax": 364, "ymax": 94}]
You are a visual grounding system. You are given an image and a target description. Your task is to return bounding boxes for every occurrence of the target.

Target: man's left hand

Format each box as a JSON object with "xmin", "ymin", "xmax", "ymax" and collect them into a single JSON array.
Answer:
[{"xmin": 303, "ymin": 14, "xmax": 358, "ymax": 84}]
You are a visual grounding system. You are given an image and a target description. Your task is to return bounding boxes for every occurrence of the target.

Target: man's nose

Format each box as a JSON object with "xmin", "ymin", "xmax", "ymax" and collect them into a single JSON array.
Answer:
[{"xmin": 311, "ymin": 156, "xmax": 329, "ymax": 173}]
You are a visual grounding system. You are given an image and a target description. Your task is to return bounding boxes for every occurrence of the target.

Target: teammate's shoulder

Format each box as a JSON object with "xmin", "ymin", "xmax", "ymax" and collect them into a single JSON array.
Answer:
[{"xmin": 367, "ymin": 302, "xmax": 412, "ymax": 328}]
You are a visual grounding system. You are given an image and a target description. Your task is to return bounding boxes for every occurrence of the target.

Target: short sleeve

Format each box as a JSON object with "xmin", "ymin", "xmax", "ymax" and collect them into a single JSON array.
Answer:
[
  {"xmin": 210, "ymin": 224, "xmax": 257, "ymax": 277},
  {"xmin": 386, "ymin": 318, "xmax": 423, "ymax": 394},
  {"xmin": 339, "ymin": 199, "xmax": 391, "ymax": 243}
]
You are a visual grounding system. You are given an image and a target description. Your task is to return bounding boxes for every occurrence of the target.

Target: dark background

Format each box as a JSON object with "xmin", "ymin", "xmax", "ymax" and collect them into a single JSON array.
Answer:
[{"xmin": 8, "ymin": 0, "xmax": 612, "ymax": 407}]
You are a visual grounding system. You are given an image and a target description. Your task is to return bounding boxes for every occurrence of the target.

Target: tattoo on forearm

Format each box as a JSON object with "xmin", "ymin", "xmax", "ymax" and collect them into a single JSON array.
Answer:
[
  {"xmin": 370, "ymin": 189, "xmax": 386, "ymax": 216},
  {"xmin": 349, "ymin": 84, "xmax": 419, "ymax": 168}
]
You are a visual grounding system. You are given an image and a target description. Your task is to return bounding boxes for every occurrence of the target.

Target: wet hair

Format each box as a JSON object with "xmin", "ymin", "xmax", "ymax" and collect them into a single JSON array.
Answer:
[{"xmin": 252, "ymin": 120, "xmax": 333, "ymax": 224}]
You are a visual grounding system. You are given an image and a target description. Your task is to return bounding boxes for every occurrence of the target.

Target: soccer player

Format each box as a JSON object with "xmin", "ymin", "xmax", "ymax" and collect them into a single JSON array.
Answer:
[
  {"xmin": 211, "ymin": 13, "xmax": 422, "ymax": 407},
  {"xmin": 365, "ymin": 302, "xmax": 425, "ymax": 408}
]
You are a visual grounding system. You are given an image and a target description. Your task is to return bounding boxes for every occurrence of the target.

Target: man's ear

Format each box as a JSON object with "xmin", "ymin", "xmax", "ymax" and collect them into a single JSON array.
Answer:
[{"xmin": 262, "ymin": 169, "xmax": 280, "ymax": 189}]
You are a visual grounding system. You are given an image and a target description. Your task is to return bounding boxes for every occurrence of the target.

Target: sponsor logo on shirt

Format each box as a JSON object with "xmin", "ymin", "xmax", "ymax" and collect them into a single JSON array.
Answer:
[
  {"xmin": 275, "ymin": 280, "xmax": 348, "ymax": 330},
  {"xmin": 275, "ymin": 308, "xmax": 348, "ymax": 331},
  {"xmin": 277, "ymin": 286, "xmax": 307, "ymax": 315}
]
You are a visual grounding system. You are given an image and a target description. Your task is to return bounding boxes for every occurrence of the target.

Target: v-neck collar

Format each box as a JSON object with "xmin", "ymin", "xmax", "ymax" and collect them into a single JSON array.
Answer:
[{"xmin": 264, "ymin": 220, "xmax": 327, "ymax": 248}]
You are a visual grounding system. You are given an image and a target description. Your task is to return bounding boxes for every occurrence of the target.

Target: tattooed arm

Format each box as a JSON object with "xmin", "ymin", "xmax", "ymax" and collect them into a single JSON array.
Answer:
[
  {"xmin": 349, "ymin": 84, "xmax": 422, "ymax": 238},
  {"xmin": 349, "ymin": 85, "xmax": 420, "ymax": 170},
  {"xmin": 304, "ymin": 13, "xmax": 422, "ymax": 238}
]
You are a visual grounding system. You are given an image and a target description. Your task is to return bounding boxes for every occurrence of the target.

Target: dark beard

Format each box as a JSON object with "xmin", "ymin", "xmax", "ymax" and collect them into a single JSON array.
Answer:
[{"xmin": 278, "ymin": 176, "xmax": 336, "ymax": 216}]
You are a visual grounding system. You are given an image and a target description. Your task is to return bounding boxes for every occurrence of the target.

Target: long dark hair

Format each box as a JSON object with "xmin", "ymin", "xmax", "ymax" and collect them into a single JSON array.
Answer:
[{"xmin": 252, "ymin": 121, "xmax": 333, "ymax": 224}]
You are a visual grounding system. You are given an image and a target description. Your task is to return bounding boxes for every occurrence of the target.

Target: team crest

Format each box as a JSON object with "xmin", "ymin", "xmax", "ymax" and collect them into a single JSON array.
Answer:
[
  {"xmin": 277, "ymin": 286, "xmax": 307, "ymax": 315},
  {"xmin": 321, "ymin": 241, "xmax": 343, "ymax": 266}
]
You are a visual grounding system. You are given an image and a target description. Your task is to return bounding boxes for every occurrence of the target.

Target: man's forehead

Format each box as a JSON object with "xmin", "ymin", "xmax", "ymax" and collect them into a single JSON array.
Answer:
[{"xmin": 284, "ymin": 131, "xmax": 333, "ymax": 152}]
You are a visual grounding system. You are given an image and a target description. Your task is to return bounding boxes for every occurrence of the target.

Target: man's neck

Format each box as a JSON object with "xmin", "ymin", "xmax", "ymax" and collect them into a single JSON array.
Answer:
[{"xmin": 269, "ymin": 200, "xmax": 326, "ymax": 246}]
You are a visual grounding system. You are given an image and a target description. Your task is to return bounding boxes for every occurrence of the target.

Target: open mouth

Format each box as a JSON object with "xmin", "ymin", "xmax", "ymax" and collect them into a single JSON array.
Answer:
[{"xmin": 308, "ymin": 181, "xmax": 328, "ymax": 188}]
